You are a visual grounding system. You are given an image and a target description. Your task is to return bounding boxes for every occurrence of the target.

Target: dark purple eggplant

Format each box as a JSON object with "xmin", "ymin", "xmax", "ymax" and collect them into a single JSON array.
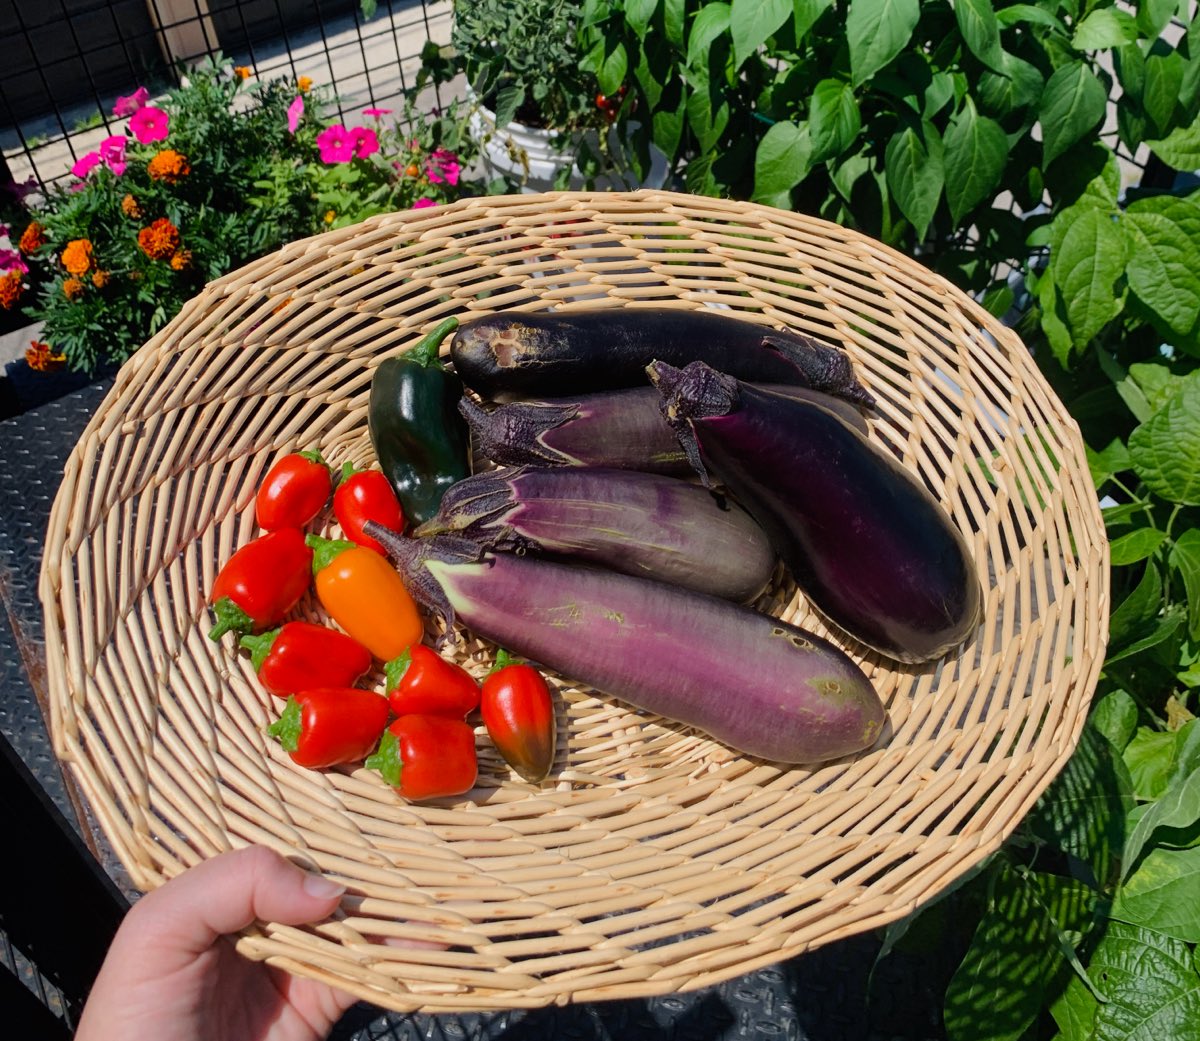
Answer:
[
  {"xmin": 450, "ymin": 308, "xmax": 875, "ymax": 408},
  {"xmin": 649, "ymin": 361, "xmax": 982, "ymax": 664},
  {"xmin": 415, "ymin": 466, "xmax": 777, "ymax": 602},
  {"xmin": 365, "ymin": 526, "xmax": 885, "ymax": 764},
  {"xmin": 460, "ymin": 383, "xmax": 869, "ymax": 475}
]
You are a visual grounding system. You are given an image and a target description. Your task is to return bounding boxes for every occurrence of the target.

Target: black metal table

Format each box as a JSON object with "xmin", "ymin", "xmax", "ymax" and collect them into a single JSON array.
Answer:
[{"xmin": 0, "ymin": 382, "xmax": 947, "ymax": 1040}]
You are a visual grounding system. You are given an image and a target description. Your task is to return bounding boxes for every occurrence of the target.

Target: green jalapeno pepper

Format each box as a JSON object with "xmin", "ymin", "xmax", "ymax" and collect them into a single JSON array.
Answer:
[{"xmin": 368, "ymin": 317, "xmax": 471, "ymax": 526}]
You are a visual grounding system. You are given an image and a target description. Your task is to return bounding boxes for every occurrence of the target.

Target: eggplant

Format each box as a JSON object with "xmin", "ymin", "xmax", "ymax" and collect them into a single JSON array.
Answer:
[
  {"xmin": 365, "ymin": 526, "xmax": 885, "ymax": 764},
  {"xmin": 450, "ymin": 308, "xmax": 875, "ymax": 408},
  {"xmin": 415, "ymin": 466, "xmax": 777, "ymax": 602},
  {"xmin": 650, "ymin": 361, "xmax": 982, "ymax": 664},
  {"xmin": 460, "ymin": 383, "xmax": 869, "ymax": 475}
]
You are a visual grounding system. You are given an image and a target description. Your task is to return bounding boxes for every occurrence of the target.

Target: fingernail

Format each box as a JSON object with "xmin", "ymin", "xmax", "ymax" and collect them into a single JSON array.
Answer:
[{"xmin": 303, "ymin": 873, "xmax": 346, "ymax": 900}]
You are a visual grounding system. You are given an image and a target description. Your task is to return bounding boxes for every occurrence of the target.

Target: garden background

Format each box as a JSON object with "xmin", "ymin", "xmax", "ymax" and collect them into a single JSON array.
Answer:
[{"xmin": 4, "ymin": 1, "xmax": 1200, "ymax": 1039}]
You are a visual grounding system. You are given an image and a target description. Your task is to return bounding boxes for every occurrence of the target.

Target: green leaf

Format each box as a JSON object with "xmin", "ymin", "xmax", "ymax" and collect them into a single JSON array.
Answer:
[
  {"xmin": 687, "ymin": 3, "xmax": 732, "ymax": 68},
  {"xmin": 1124, "ymin": 727, "xmax": 1182, "ymax": 801},
  {"xmin": 1129, "ymin": 375, "xmax": 1200, "ymax": 505},
  {"xmin": 793, "ymin": 0, "xmax": 832, "ymax": 40},
  {"xmin": 1090, "ymin": 690, "xmax": 1139, "ymax": 752},
  {"xmin": 1039, "ymin": 62, "xmax": 1108, "ymax": 167},
  {"xmin": 1115, "ymin": 847, "xmax": 1200, "ymax": 942},
  {"xmin": 663, "ymin": 0, "xmax": 685, "ymax": 47},
  {"xmin": 978, "ymin": 53, "xmax": 1045, "ymax": 118},
  {"xmin": 884, "ymin": 122, "xmax": 944, "ymax": 240},
  {"xmin": 1124, "ymin": 768, "xmax": 1200, "ymax": 877},
  {"xmin": 1110, "ymin": 528, "xmax": 1169, "ymax": 566},
  {"xmin": 598, "ymin": 41, "xmax": 629, "ymax": 96},
  {"xmin": 1124, "ymin": 211, "xmax": 1200, "ymax": 339},
  {"xmin": 753, "ymin": 120, "xmax": 812, "ymax": 200},
  {"xmin": 952, "ymin": 0, "xmax": 1005, "ymax": 72},
  {"xmin": 1129, "ymin": 194, "xmax": 1200, "ymax": 248},
  {"xmin": 944, "ymin": 98, "xmax": 1008, "ymax": 224},
  {"xmin": 846, "ymin": 0, "xmax": 920, "ymax": 86},
  {"xmin": 1054, "ymin": 207, "xmax": 1127, "ymax": 348},
  {"xmin": 1104, "ymin": 611, "xmax": 1185, "ymax": 665},
  {"xmin": 1050, "ymin": 973, "xmax": 1099, "ymax": 1041},
  {"xmin": 730, "ymin": 0, "xmax": 791, "ymax": 68},
  {"xmin": 1088, "ymin": 922, "xmax": 1200, "ymax": 1039},
  {"xmin": 1143, "ymin": 48, "xmax": 1184, "ymax": 138},
  {"xmin": 995, "ymin": 4, "xmax": 1067, "ymax": 32},
  {"xmin": 1170, "ymin": 529, "xmax": 1200, "ymax": 639},
  {"xmin": 652, "ymin": 89, "xmax": 687, "ymax": 159},
  {"xmin": 831, "ymin": 151, "xmax": 871, "ymax": 201},
  {"xmin": 1128, "ymin": 361, "xmax": 1187, "ymax": 417},
  {"xmin": 1071, "ymin": 8, "xmax": 1139, "ymax": 51},
  {"xmin": 1027, "ymin": 727, "xmax": 1136, "ymax": 884},
  {"xmin": 626, "ymin": 0, "xmax": 659, "ymax": 38},
  {"xmin": 1109, "ymin": 560, "xmax": 1166, "ymax": 647},
  {"xmin": 1146, "ymin": 123, "xmax": 1200, "ymax": 171},
  {"xmin": 686, "ymin": 82, "xmax": 730, "ymax": 153},
  {"xmin": 808, "ymin": 78, "xmax": 861, "ymax": 162},
  {"xmin": 1136, "ymin": 0, "xmax": 1178, "ymax": 39},
  {"xmin": 1087, "ymin": 437, "xmax": 1133, "ymax": 488}
]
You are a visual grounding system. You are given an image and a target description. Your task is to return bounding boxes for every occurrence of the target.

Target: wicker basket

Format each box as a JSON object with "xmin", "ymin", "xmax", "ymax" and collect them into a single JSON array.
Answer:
[{"xmin": 40, "ymin": 190, "xmax": 1107, "ymax": 1012}]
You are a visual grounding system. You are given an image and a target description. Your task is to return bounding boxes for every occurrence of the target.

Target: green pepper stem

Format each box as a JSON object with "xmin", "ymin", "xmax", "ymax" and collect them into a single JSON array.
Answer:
[
  {"xmin": 364, "ymin": 729, "xmax": 403, "ymax": 787},
  {"xmin": 406, "ymin": 317, "xmax": 460, "ymax": 369},
  {"xmin": 296, "ymin": 449, "xmax": 327, "ymax": 468},
  {"xmin": 267, "ymin": 696, "xmax": 303, "ymax": 753},
  {"xmin": 489, "ymin": 648, "xmax": 518, "ymax": 675},
  {"xmin": 305, "ymin": 534, "xmax": 357, "ymax": 575},
  {"xmin": 240, "ymin": 627, "xmax": 281, "ymax": 672},
  {"xmin": 338, "ymin": 461, "xmax": 359, "ymax": 486},
  {"xmin": 384, "ymin": 648, "xmax": 414, "ymax": 693},
  {"xmin": 208, "ymin": 597, "xmax": 256, "ymax": 641}
]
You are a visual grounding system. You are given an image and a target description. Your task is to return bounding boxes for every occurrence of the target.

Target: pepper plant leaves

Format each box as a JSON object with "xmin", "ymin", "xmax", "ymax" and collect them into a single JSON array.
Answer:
[
  {"xmin": 1136, "ymin": 0, "xmax": 1179, "ymax": 40},
  {"xmin": 1123, "ymin": 210, "xmax": 1200, "ymax": 339},
  {"xmin": 1169, "ymin": 529, "xmax": 1200, "ymax": 639},
  {"xmin": 809, "ymin": 78, "xmax": 861, "ymax": 162},
  {"xmin": 1053, "ymin": 206, "xmax": 1126, "ymax": 348},
  {"xmin": 1108, "ymin": 528, "xmax": 1168, "ymax": 566},
  {"xmin": 686, "ymin": 3, "xmax": 731, "ymax": 68},
  {"xmin": 662, "ymin": 0, "xmax": 685, "ymax": 47},
  {"xmin": 1114, "ymin": 847, "xmax": 1200, "ymax": 943},
  {"xmin": 1123, "ymin": 766, "xmax": 1200, "ymax": 877},
  {"xmin": 1129, "ymin": 374, "xmax": 1200, "ymax": 505},
  {"xmin": 978, "ymin": 53, "xmax": 1044, "ymax": 117},
  {"xmin": 730, "ymin": 0, "xmax": 791, "ymax": 69},
  {"xmin": 1071, "ymin": 8, "xmax": 1139, "ymax": 51},
  {"xmin": 885, "ymin": 121, "xmax": 944, "ymax": 240},
  {"xmin": 625, "ymin": 0, "xmax": 658, "ymax": 39},
  {"xmin": 1090, "ymin": 690, "xmax": 1139, "ymax": 752},
  {"xmin": 951, "ymin": 0, "xmax": 1004, "ymax": 72},
  {"xmin": 1039, "ymin": 62, "xmax": 1107, "ymax": 167},
  {"xmin": 846, "ymin": 0, "xmax": 920, "ymax": 86},
  {"xmin": 944, "ymin": 98, "xmax": 1007, "ymax": 223},
  {"xmin": 1142, "ymin": 47, "xmax": 1184, "ymax": 138},
  {"xmin": 793, "ymin": 0, "xmax": 832, "ymax": 40},
  {"xmin": 753, "ymin": 120, "xmax": 812, "ymax": 201},
  {"xmin": 1125, "ymin": 727, "xmax": 1188, "ymax": 802},
  {"xmin": 1146, "ymin": 123, "xmax": 1200, "ymax": 171}
]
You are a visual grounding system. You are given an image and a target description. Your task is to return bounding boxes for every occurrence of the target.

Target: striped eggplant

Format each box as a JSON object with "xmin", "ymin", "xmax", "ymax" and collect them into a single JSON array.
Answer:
[
  {"xmin": 650, "ymin": 361, "xmax": 982, "ymax": 664},
  {"xmin": 460, "ymin": 383, "xmax": 869, "ymax": 475},
  {"xmin": 365, "ymin": 526, "xmax": 885, "ymax": 764},
  {"xmin": 415, "ymin": 465, "xmax": 778, "ymax": 602},
  {"xmin": 450, "ymin": 308, "xmax": 876, "ymax": 408}
]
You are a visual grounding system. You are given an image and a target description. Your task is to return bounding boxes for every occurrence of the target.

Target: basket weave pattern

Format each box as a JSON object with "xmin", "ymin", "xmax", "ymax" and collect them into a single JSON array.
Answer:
[{"xmin": 41, "ymin": 190, "xmax": 1108, "ymax": 1011}]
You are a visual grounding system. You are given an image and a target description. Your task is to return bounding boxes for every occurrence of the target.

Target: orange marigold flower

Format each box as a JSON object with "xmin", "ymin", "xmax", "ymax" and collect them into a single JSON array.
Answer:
[
  {"xmin": 63, "ymin": 277, "xmax": 85, "ymax": 301},
  {"xmin": 147, "ymin": 149, "xmax": 190, "ymax": 183},
  {"xmin": 121, "ymin": 194, "xmax": 142, "ymax": 219},
  {"xmin": 92, "ymin": 269, "xmax": 111, "ymax": 288},
  {"xmin": 0, "ymin": 270, "xmax": 23, "ymax": 309},
  {"xmin": 169, "ymin": 248, "xmax": 192, "ymax": 271},
  {"xmin": 61, "ymin": 238, "xmax": 94, "ymax": 276},
  {"xmin": 297, "ymin": 75, "xmax": 313, "ymax": 93},
  {"xmin": 25, "ymin": 341, "xmax": 66, "ymax": 372},
  {"xmin": 234, "ymin": 65, "xmax": 252, "ymax": 80},
  {"xmin": 138, "ymin": 218, "xmax": 181, "ymax": 260},
  {"xmin": 19, "ymin": 221, "xmax": 47, "ymax": 253}
]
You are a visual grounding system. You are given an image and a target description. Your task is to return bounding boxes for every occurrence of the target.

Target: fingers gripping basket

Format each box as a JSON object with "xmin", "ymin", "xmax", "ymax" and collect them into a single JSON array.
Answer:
[{"xmin": 40, "ymin": 190, "xmax": 1108, "ymax": 1012}]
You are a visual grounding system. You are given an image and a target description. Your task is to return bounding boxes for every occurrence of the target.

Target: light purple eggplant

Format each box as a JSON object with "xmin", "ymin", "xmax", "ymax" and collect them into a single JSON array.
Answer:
[
  {"xmin": 650, "ymin": 361, "xmax": 983, "ymax": 664},
  {"xmin": 459, "ymin": 383, "xmax": 869, "ymax": 475},
  {"xmin": 365, "ymin": 525, "xmax": 886, "ymax": 764},
  {"xmin": 415, "ymin": 465, "xmax": 778, "ymax": 602}
]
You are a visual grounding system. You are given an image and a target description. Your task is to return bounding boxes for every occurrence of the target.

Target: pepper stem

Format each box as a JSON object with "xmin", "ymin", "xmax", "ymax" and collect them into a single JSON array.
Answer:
[
  {"xmin": 337, "ymin": 461, "xmax": 359, "ymax": 486},
  {"xmin": 489, "ymin": 648, "xmax": 518, "ymax": 675},
  {"xmin": 364, "ymin": 729, "xmax": 403, "ymax": 788},
  {"xmin": 406, "ymin": 317, "xmax": 459, "ymax": 369},
  {"xmin": 267, "ymin": 696, "xmax": 303, "ymax": 752},
  {"xmin": 384, "ymin": 648, "xmax": 413, "ymax": 693},
  {"xmin": 239, "ymin": 628, "xmax": 281, "ymax": 672},
  {"xmin": 208, "ymin": 597, "xmax": 256, "ymax": 641},
  {"xmin": 305, "ymin": 534, "xmax": 356, "ymax": 575},
  {"xmin": 296, "ymin": 449, "xmax": 327, "ymax": 467}
]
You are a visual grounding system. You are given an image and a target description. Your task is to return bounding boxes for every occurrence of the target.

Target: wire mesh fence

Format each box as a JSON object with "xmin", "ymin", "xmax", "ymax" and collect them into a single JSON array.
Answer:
[{"xmin": 1, "ymin": 0, "xmax": 448, "ymax": 191}]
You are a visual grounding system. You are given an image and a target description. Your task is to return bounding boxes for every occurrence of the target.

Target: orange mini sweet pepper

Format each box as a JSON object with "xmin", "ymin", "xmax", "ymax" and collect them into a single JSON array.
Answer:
[{"xmin": 306, "ymin": 534, "xmax": 423, "ymax": 660}]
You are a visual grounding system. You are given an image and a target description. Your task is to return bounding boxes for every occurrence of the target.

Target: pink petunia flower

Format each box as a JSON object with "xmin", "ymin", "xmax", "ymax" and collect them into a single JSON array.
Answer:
[
  {"xmin": 99, "ymin": 134, "xmax": 127, "ymax": 176},
  {"xmin": 113, "ymin": 86, "xmax": 150, "ymax": 117},
  {"xmin": 349, "ymin": 126, "xmax": 379, "ymax": 158},
  {"xmin": 316, "ymin": 124, "xmax": 354, "ymax": 163},
  {"xmin": 0, "ymin": 249, "xmax": 29, "ymax": 274},
  {"xmin": 425, "ymin": 148, "xmax": 460, "ymax": 187},
  {"xmin": 71, "ymin": 151, "xmax": 103, "ymax": 178},
  {"xmin": 130, "ymin": 106, "xmax": 169, "ymax": 144},
  {"xmin": 362, "ymin": 107, "xmax": 392, "ymax": 119},
  {"xmin": 412, "ymin": 197, "xmax": 437, "ymax": 209},
  {"xmin": 287, "ymin": 95, "xmax": 304, "ymax": 134}
]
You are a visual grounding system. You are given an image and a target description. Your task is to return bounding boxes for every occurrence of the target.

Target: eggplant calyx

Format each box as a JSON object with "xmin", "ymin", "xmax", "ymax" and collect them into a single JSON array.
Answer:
[
  {"xmin": 415, "ymin": 468, "xmax": 519, "ymax": 538},
  {"xmin": 458, "ymin": 396, "xmax": 580, "ymax": 466},
  {"xmin": 760, "ymin": 332, "xmax": 877, "ymax": 411},
  {"xmin": 365, "ymin": 522, "xmax": 486, "ymax": 625},
  {"xmin": 646, "ymin": 360, "xmax": 740, "ymax": 488}
]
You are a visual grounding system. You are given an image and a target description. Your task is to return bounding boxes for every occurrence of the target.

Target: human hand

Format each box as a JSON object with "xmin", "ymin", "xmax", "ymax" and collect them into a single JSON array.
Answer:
[{"xmin": 75, "ymin": 845, "xmax": 357, "ymax": 1041}]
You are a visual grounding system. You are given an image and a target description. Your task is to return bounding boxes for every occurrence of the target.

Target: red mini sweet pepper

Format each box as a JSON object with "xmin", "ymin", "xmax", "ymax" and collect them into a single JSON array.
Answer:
[
  {"xmin": 384, "ymin": 644, "xmax": 480, "ymax": 718},
  {"xmin": 208, "ymin": 528, "xmax": 313, "ymax": 640},
  {"xmin": 481, "ymin": 650, "xmax": 557, "ymax": 783},
  {"xmin": 267, "ymin": 687, "xmax": 390, "ymax": 769},
  {"xmin": 365, "ymin": 715, "xmax": 478, "ymax": 801},
  {"xmin": 334, "ymin": 463, "xmax": 406, "ymax": 554},
  {"xmin": 256, "ymin": 450, "xmax": 332, "ymax": 531},
  {"xmin": 241, "ymin": 621, "xmax": 373, "ymax": 698}
]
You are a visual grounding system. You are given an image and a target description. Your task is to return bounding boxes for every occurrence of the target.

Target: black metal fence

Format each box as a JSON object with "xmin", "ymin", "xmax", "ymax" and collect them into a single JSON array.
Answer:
[{"xmin": 1, "ymin": 0, "xmax": 444, "ymax": 190}]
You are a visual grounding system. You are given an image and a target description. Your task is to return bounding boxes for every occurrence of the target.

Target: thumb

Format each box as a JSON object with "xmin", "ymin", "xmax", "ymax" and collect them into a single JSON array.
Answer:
[{"xmin": 123, "ymin": 846, "xmax": 345, "ymax": 957}]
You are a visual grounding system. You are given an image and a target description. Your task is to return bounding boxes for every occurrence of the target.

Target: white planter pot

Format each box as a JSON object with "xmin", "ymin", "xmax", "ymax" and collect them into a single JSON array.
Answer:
[{"xmin": 468, "ymin": 95, "xmax": 669, "ymax": 193}]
